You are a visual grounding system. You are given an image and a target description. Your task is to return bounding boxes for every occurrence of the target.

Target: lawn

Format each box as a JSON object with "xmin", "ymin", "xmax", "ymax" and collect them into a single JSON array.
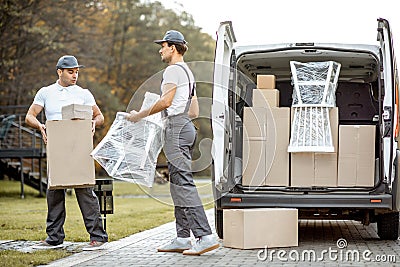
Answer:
[{"xmin": 0, "ymin": 178, "xmax": 214, "ymax": 266}]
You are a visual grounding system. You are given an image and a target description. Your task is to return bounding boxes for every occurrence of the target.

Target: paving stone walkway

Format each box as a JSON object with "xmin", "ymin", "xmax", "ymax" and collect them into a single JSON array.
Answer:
[
  {"xmin": 0, "ymin": 240, "xmax": 86, "ymax": 253},
  {"xmin": 1, "ymin": 209, "xmax": 400, "ymax": 266}
]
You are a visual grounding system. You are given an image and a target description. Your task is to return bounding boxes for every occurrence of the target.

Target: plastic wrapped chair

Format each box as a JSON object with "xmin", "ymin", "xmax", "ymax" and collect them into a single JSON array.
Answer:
[
  {"xmin": 91, "ymin": 92, "xmax": 164, "ymax": 187},
  {"xmin": 288, "ymin": 61, "xmax": 341, "ymax": 152}
]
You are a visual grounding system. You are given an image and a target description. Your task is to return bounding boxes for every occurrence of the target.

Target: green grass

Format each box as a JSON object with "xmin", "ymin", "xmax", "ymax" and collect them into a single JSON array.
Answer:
[
  {"xmin": 0, "ymin": 250, "xmax": 71, "ymax": 267},
  {"xmin": 0, "ymin": 178, "xmax": 214, "ymax": 266}
]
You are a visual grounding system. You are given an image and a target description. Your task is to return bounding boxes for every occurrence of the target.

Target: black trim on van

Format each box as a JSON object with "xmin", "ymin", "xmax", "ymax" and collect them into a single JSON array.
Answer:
[{"xmin": 220, "ymin": 193, "xmax": 392, "ymax": 209}]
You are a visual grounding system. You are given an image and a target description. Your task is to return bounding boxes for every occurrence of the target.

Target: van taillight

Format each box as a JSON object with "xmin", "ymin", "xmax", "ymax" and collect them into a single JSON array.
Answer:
[
  {"xmin": 230, "ymin": 198, "xmax": 242, "ymax": 202},
  {"xmin": 370, "ymin": 199, "xmax": 382, "ymax": 203}
]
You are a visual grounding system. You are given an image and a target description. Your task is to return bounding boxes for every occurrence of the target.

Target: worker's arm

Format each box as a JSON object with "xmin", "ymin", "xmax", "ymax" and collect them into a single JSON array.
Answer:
[
  {"xmin": 92, "ymin": 104, "xmax": 104, "ymax": 133},
  {"xmin": 25, "ymin": 104, "xmax": 47, "ymax": 144},
  {"xmin": 126, "ymin": 83, "xmax": 176, "ymax": 122}
]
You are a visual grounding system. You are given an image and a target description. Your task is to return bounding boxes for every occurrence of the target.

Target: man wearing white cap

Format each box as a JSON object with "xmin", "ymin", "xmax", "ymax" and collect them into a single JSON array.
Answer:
[{"xmin": 25, "ymin": 55, "xmax": 108, "ymax": 250}]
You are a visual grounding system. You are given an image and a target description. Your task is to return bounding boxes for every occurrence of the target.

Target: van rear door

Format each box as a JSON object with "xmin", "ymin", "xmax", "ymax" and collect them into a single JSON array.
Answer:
[
  {"xmin": 212, "ymin": 21, "xmax": 236, "ymax": 187},
  {"xmin": 377, "ymin": 18, "xmax": 399, "ymax": 187}
]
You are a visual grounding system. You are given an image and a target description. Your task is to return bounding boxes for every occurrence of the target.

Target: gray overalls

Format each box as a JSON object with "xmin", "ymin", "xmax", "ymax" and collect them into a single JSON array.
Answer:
[{"xmin": 163, "ymin": 64, "xmax": 212, "ymax": 238}]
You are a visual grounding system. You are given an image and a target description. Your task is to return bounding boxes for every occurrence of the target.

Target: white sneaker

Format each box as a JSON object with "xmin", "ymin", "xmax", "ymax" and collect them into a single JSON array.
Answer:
[
  {"xmin": 32, "ymin": 241, "xmax": 63, "ymax": 250},
  {"xmin": 182, "ymin": 235, "xmax": 219, "ymax": 256},
  {"xmin": 157, "ymin": 237, "xmax": 192, "ymax": 253}
]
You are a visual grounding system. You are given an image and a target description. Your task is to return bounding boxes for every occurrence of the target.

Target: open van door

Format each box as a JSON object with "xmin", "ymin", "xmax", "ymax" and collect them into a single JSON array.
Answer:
[
  {"xmin": 377, "ymin": 18, "xmax": 399, "ymax": 188},
  {"xmin": 212, "ymin": 21, "xmax": 236, "ymax": 188}
]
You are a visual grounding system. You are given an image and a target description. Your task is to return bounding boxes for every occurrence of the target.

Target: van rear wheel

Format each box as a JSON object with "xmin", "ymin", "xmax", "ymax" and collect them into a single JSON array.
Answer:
[{"xmin": 376, "ymin": 212, "xmax": 399, "ymax": 240}]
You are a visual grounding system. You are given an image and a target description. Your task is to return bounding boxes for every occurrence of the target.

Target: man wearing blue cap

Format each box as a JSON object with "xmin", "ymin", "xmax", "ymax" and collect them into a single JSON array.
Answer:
[
  {"xmin": 126, "ymin": 30, "xmax": 219, "ymax": 255},
  {"xmin": 25, "ymin": 55, "xmax": 108, "ymax": 250}
]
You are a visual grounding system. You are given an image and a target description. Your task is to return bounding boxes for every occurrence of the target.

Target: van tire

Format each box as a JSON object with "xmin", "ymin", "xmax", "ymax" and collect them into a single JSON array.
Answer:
[{"xmin": 376, "ymin": 212, "xmax": 399, "ymax": 240}]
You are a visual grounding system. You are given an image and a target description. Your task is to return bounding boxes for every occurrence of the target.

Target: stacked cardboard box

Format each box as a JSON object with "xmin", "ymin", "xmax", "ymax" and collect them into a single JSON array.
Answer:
[
  {"xmin": 242, "ymin": 75, "xmax": 290, "ymax": 186},
  {"xmin": 46, "ymin": 104, "xmax": 95, "ymax": 189},
  {"xmin": 290, "ymin": 108, "xmax": 339, "ymax": 187},
  {"xmin": 242, "ymin": 107, "xmax": 266, "ymax": 187},
  {"xmin": 265, "ymin": 108, "xmax": 290, "ymax": 186},
  {"xmin": 253, "ymin": 89, "xmax": 279, "ymax": 107},
  {"xmin": 245, "ymin": 76, "xmax": 377, "ymax": 188},
  {"xmin": 223, "ymin": 208, "xmax": 298, "ymax": 249},
  {"xmin": 254, "ymin": 74, "xmax": 279, "ymax": 107},
  {"xmin": 338, "ymin": 125, "xmax": 376, "ymax": 186},
  {"xmin": 229, "ymin": 75, "xmax": 296, "ymax": 250},
  {"xmin": 257, "ymin": 74, "xmax": 276, "ymax": 89},
  {"xmin": 289, "ymin": 115, "xmax": 376, "ymax": 188},
  {"xmin": 61, "ymin": 103, "xmax": 93, "ymax": 120}
]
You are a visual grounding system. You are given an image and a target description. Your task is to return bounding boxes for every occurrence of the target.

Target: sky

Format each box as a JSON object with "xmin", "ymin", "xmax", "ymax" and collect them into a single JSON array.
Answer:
[{"xmin": 156, "ymin": 0, "xmax": 400, "ymax": 58}]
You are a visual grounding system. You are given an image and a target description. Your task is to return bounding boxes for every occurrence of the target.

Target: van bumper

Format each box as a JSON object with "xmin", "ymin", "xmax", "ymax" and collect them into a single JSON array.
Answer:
[{"xmin": 220, "ymin": 193, "xmax": 393, "ymax": 209}]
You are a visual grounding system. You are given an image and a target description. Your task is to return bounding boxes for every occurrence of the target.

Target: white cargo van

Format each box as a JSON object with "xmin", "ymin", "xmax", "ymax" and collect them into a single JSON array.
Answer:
[{"xmin": 211, "ymin": 18, "xmax": 400, "ymax": 240}]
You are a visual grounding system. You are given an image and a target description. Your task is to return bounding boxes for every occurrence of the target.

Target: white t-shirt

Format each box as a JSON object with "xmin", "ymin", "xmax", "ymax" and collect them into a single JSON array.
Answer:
[
  {"xmin": 33, "ymin": 80, "xmax": 96, "ymax": 121},
  {"xmin": 161, "ymin": 62, "xmax": 196, "ymax": 116}
]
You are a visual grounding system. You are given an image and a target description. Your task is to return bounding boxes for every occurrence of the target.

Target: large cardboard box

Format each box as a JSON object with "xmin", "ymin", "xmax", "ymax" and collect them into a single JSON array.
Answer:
[
  {"xmin": 243, "ymin": 107, "xmax": 267, "ymax": 140},
  {"xmin": 242, "ymin": 107, "xmax": 290, "ymax": 186},
  {"xmin": 265, "ymin": 108, "xmax": 290, "ymax": 186},
  {"xmin": 338, "ymin": 125, "xmax": 376, "ymax": 186},
  {"xmin": 61, "ymin": 104, "xmax": 92, "ymax": 120},
  {"xmin": 253, "ymin": 89, "xmax": 280, "ymax": 107},
  {"xmin": 291, "ymin": 152, "xmax": 338, "ymax": 187},
  {"xmin": 242, "ymin": 140, "xmax": 266, "ymax": 186},
  {"xmin": 223, "ymin": 208, "xmax": 298, "ymax": 249},
  {"xmin": 243, "ymin": 107, "xmax": 266, "ymax": 186},
  {"xmin": 46, "ymin": 120, "xmax": 95, "ymax": 189},
  {"xmin": 257, "ymin": 75, "xmax": 276, "ymax": 89},
  {"xmin": 290, "ymin": 108, "xmax": 338, "ymax": 187},
  {"xmin": 314, "ymin": 153, "xmax": 338, "ymax": 186}
]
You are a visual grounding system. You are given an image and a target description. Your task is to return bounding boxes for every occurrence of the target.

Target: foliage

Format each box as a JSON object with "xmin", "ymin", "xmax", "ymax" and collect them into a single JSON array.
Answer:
[
  {"xmin": 0, "ymin": 0, "xmax": 102, "ymax": 105},
  {"xmin": 0, "ymin": 0, "xmax": 217, "ymax": 180},
  {"xmin": 0, "ymin": 0, "xmax": 216, "ymax": 179},
  {"xmin": 0, "ymin": 0, "xmax": 215, "ymax": 110}
]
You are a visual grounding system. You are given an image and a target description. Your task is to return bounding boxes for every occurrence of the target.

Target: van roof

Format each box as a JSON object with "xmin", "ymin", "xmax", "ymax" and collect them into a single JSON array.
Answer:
[
  {"xmin": 234, "ymin": 42, "xmax": 380, "ymax": 58},
  {"xmin": 234, "ymin": 43, "xmax": 380, "ymax": 83}
]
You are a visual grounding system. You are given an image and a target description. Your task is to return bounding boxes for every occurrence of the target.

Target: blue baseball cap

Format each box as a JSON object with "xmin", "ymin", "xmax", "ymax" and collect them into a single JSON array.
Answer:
[
  {"xmin": 56, "ymin": 55, "xmax": 85, "ymax": 70},
  {"xmin": 154, "ymin": 30, "xmax": 187, "ymax": 45}
]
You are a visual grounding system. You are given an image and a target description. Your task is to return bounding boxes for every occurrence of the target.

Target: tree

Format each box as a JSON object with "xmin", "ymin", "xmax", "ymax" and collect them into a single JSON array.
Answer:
[
  {"xmin": 0, "ymin": 0, "xmax": 106, "ymax": 106},
  {"xmin": 0, "ymin": 0, "xmax": 216, "ymax": 176}
]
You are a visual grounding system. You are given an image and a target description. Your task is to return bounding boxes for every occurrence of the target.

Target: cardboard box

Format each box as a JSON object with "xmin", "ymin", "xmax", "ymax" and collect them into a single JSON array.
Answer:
[
  {"xmin": 242, "ymin": 140, "xmax": 266, "ymax": 186},
  {"xmin": 314, "ymin": 153, "xmax": 338, "ymax": 186},
  {"xmin": 46, "ymin": 120, "xmax": 95, "ymax": 189},
  {"xmin": 338, "ymin": 125, "xmax": 376, "ymax": 186},
  {"xmin": 290, "ymin": 152, "xmax": 314, "ymax": 186},
  {"xmin": 223, "ymin": 208, "xmax": 298, "ymax": 249},
  {"xmin": 62, "ymin": 104, "xmax": 93, "ymax": 120},
  {"xmin": 243, "ymin": 107, "xmax": 266, "ymax": 186},
  {"xmin": 290, "ymin": 108, "xmax": 338, "ymax": 187},
  {"xmin": 253, "ymin": 89, "xmax": 280, "ymax": 107},
  {"xmin": 242, "ymin": 107, "xmax": 290, "ymax": 186},
  {"xmin": 291, "ymin": 152, "xmax": 338, "ymax": 187},
  {"xmin": 243, "ymin": 107, "xmax": 267, "ymax": 140},
  {"xmin": 265, "ymin": 108, "xmax": 290, "ymax": 186},
  {"xmin": 257, "ymin": 75, "xmax": 276, "ymax": 89}
]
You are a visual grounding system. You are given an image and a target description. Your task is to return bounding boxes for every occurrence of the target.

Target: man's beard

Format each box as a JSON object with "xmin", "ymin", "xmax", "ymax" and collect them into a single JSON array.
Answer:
[{"xmin": 162, "ymin": 56, "xmax": 170, "ymax": 63}]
